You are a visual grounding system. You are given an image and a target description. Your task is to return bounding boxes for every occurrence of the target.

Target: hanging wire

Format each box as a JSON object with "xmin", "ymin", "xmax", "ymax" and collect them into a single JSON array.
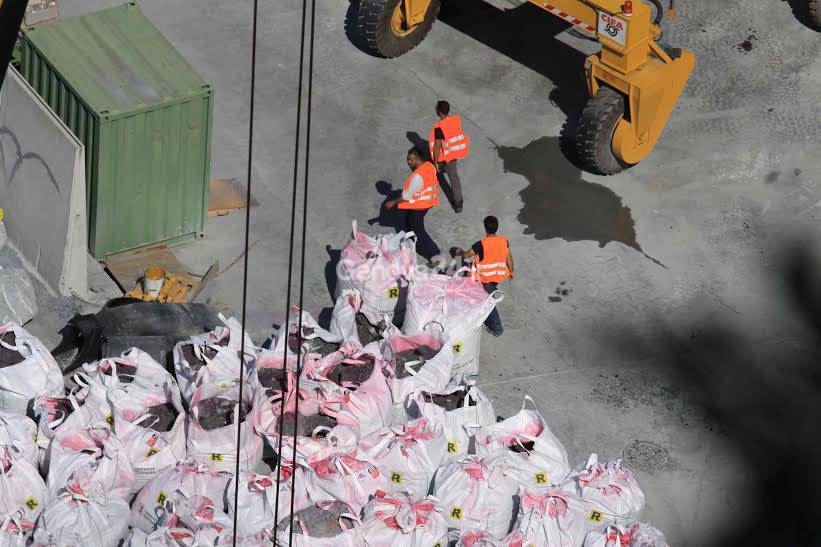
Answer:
[
  {"xmin": 272, "ymin": 0, "xmax": 312, "ymax": 539},
  {"xmin": 231, "ymin": 0, "xmax": 260, "ymax": 543},
  {"xmin": 288, "ymin": 0, "xmax": 317, "ymax": 542}
]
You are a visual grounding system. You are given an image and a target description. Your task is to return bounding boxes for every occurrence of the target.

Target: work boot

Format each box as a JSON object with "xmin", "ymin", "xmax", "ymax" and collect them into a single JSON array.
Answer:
[
  {"xmin": 485, "ymin": 325, "xmax": 503, "ymax": 337},
  {"xmin": 454, "ymin": 202, "xmax": 463, "ymax": 213}
]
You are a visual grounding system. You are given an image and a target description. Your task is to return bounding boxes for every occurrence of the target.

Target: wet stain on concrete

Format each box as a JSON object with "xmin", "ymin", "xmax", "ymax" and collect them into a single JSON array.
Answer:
[
  {"xmin": 496, "ymin": 137, "xmax": 666, "ymax": 267},
  {"xmin": 765, "ymin": 171, "xmax": 780, "ymax": 183},
  {"xmin": 622, "ymin": 440, "xmax": 670, "ymax": 471},
  {"xmin": 548, "ymin": 296, "xmax": 562, "ymax": 303},
  {"xmin": 737, "ymin": 34, "xmax": 757, "ymax": 52}
]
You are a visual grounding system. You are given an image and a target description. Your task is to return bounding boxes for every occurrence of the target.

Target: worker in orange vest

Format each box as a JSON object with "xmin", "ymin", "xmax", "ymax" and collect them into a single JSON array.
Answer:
[
  {"xmin": 456, "ymin": 216, "xmax": 514, "ymax": 337},
  {"xmin": 430, "ymin": 100, "xmax": 470, "ymax": 213},
  {"xmin": 386, "ymin": 148, "xmax": 442, "ymax": 262}
]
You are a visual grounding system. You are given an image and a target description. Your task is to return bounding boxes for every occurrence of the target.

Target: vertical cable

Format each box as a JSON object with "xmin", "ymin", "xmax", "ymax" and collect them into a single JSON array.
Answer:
[
  {"xmin": 288, "ymin": 0, "xmax": 317, "ymax": 543},
  {"xmin": 272, "ymin": 0, "xmax": 311, "ymax": 539},
  {"xmin": 232, "ymin": 0, "xmax": 259, "ymax": 543}
]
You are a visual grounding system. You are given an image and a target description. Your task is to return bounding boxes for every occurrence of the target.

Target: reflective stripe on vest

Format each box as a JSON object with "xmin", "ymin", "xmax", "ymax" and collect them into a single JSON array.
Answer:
[
  {"xmin": 398, "ymin": 162, "xmax": 440, "ymax": 210},
  {"xmin": 429, "ymin": 115, "xmax": 470, "ymax": 162},
  {"xmin": 473, "ymin": 236, "xmax": 510, "ymax": 283}
]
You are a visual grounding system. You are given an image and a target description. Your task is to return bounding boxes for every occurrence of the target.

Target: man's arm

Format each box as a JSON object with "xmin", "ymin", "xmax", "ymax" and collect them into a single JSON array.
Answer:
[
  {"xmin": 432, "ymin": 127, "xmax": 445, "ymax": 169},
  {"xmin": 506, "ymin": 247, "xmax": 515, "ymax": 279},
  {"xmin": 386, "ymin": 173, "xmax": 422, "ymax": 209}
]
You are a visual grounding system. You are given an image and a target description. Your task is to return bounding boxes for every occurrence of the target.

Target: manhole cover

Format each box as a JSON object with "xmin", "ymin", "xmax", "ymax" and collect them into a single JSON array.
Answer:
[{"xmin": 622, "ymin": 440, "xmax": 669, "ymax": 471}]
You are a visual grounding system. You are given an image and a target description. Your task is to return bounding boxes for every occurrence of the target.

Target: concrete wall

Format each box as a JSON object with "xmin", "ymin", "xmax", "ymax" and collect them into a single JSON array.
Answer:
[{"xmin": 0, "ymin": 68, "xmax": 87, "ymax": 298}]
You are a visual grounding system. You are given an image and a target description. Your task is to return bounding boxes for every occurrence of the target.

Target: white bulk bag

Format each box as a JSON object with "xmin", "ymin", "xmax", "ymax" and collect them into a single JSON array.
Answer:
[
  {"xmin": 361, "ymin": 490, "xmax": 448, "ymax": 546},
  {"xmin": 228, "ymin": 467, "xmax": 311, "ymax": 538},
  {"xmin": 329, "ymin": 289, "xmax": 364, "ymax": 345},
  {"xmin": 432, "ymin": 453, "xmax": 519, "ymax": 539},
  {"xmin": 187, "ymin": 381, "xmax": 264, "ymax": 473},
  {"xmin": 82, "ymin": 348, "xmax": 175, "ymax": 391},
  {"xmin": 515, "ymin": 487, "xmax": 587, "ymax": 546},
  {"xmin": 309, "ymin": 345, "xmax": 392, "ymax": 437},
  {"xmin": 402, "ymin": 270, "xmax": 502, "ymax": 376},
  {"xmin": 407, "ymin": 381, "xmax": 495, "ymax": 459},
  {"xmin": 0, "ymin": 447, "xmax": 46, "ymax": 546},
  {"xmin": 304, "ymin": 444, "xmax": 390, "ymax": 512},
  {"xmin": 110, "ymin": 381, "xmax": 187, "ymax": 493},
  {"xmin": 474, "ymin": 395, "xmax": 570, "ymax": 490},
  {"xmin": 33, "ymin": 396, "xmax": 75, "ymax": 471},
  {"xmin": 359, "ymin": 418, "xmax": 446, "ymax": 497},
  {"xmin": 276, "ymin": 500, "xmax": 364, "ymax": 547},
  {"xmin": 0, "ymin": 323, "xmax": 63, "ymax": 414},
  {"xmin": 0, "ymin": 410, "xmax": 37, "ymax": 464},
  {"xmin": 130, "ymin": 460, "xmax": 232, "ymax": 534},
  {"xmin": 271, "ymin": 306, "xmax": 342, "ymax": 357},
  {"xmin": 454, "ymin": 530, "xmax": 529, "ymax": 546},
  {"xmin": 381, "ymin": 331, "xmax": 454, "ymax": 426},
  {"xmin": 583, "ymin": 522, "xmax": 668, "ymax": 547},
  {"xmin": 336, "ymin": 220, "xmax": 417, "ymax": 325},
  {"xmin": 173, "ymin": 315, "xmax": 256, "ymax": 404},
  {"xmin": 564, "ymin": 454, "xmax": 645, "ymax": 527},
  {"xmin": 33, "ymin": 474, "xmax": 131, "ymax": 547},
  {"xmin": 46, "ymin": 425, "xmax": 134, "ymax": 499}
]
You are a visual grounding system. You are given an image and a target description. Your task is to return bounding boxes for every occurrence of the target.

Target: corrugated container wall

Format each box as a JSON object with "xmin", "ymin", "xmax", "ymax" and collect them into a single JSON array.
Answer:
[{"xmin": 19, "ymin": 2, "xmax": 213, "ymax": 259}]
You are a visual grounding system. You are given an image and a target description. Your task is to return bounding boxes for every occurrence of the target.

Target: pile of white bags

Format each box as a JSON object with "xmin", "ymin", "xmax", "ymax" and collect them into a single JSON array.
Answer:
[
  {"xmin": 0, "ymin": 322, "xmax": 63, "ymax": 414},
  {"xmin": 402, "ymin": 270, "xmax": 502, "ymax": 376},
  {"xmin": 336, "ymin": 220, "xmax": 417, "ymax": 325}
]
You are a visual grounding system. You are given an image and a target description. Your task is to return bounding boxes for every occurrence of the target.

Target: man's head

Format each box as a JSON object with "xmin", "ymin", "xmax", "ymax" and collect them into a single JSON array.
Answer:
[
  {"xmin": 407, "ymin": 147, "xmax": 424, "ymax": 170},
  {"xmin": 436, "ymin": 100, "xmax": 450, "ymax": 119},
  {"xmin": 484, "ymin": 215, "xmax": 499, "ymax": 235}
]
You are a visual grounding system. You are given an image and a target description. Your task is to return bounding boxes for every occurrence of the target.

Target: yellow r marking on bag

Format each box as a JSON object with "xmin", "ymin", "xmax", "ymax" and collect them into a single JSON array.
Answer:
[
  {"xmin": 450, "ymin": 507, "xmax": 463, "ymax": 520},
  {"xmin": 105, "ymin": 413, "xmax": 114, "ymax": 426},
  {"xmin": 434, "ymin": 543, "xmax": 442, "ymax": 547},
  {"xmin": 390, "ymin": 472, "xmax": 403, "ymax": 484},
  {"xmin": 145, "ymin": 448, "xmax": 159, "ymax": 459},
  {"xmin": 452, "ymin": 342, "xmax": 462, "ymax": 353},
  {"xmin": 589, "ymin": 509, "xmax": 604, "ymax": 522},
  {"xmin": 210, "ymin": 453, "xmax": 223, "ymax": 462},
  {"xmin": 534, "ymin": 471, "xmax": 548, "ymax": 484},
  {"xmin": 447, "ymin": 441, "xmax": 457, "ymax": 453},
  {"xmin": 24, "ymin": 497, "xmax": 38, "ymax": 511},
  {"xmin": 387, "ymin": 287, "xmax": 400, "ymax": 299},
  {"xmin": 156, "ymin": 491, "xmax": 168, "ymax": 506}
]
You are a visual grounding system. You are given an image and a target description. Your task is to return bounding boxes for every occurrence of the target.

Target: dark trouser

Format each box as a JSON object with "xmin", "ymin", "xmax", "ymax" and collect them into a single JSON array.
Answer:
[
  {"xmin": 405, "ymin": 208, "xmax": 440, "ymax": 261},
  {"xmin": 438, "ymin": 159, "xmax": 463, "ymax": 207},
  {"xmin": 483, "ymin": 282, "xmax": 503, "ymax": 334}
]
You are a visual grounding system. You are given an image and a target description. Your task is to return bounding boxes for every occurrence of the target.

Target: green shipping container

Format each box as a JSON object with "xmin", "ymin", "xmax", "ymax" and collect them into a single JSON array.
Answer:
[{"xmin": 20, "ymin": 2, "xmax": 213, "ymax": 259}]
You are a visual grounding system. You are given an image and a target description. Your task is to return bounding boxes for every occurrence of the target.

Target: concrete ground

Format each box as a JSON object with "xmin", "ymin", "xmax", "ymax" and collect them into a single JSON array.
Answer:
[{"xmin": 53, "ymin": 0, "xmax": 821, "ymax": 544}]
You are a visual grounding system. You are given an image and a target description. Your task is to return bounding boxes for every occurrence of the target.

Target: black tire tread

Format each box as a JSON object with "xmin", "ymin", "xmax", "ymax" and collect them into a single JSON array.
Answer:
[
  {"xmin": 809, "ymin": 0, "xmax": 820, "ymax": 28},
  {"xmin": 576, "ymin": 87, "xmax": 631, "ymax": 176},
  {"xmin": 355, "ymin": 0, "xmax": 440, "ymax": 58}
]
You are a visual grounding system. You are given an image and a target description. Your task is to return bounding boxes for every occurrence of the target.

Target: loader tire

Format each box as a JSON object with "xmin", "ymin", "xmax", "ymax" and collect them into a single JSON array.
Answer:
[
  {"xmin": 809, "ymin": 0, "xmax": 820, "ymax": 28},
  {"xmin": 356, "ymin": 0, "xmax": 441, "ymax": 58},
  {"xmin": 576, "ymin": 87, "xmax": 633, "ymax": 176}
]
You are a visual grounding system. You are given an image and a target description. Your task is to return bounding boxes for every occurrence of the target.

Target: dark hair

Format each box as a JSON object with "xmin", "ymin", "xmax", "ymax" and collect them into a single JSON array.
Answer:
[
  {"xmin": 484, "ymin": 215, "xmax": 499, "ymax": 234},
  {"xmin": 436, "ymin": 100, "xmax": 450, "ymax": 116},
  {"xmin": 407, "ymin": 147, "xmax": 423, "ymax": 159}
]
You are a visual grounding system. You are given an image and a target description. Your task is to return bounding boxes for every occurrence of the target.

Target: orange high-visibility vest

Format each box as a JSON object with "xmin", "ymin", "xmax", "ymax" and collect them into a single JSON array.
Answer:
[
  {"xmin": 429, "ymin": 115, "xmax": 470, "ymax": 163},
  {"xmin": 398, "ymin": 161, "xmax": 440, "ymax": 210},
  {"xmin": 472, "ymin": 235, "xmax": 510, "ymax": 284}
]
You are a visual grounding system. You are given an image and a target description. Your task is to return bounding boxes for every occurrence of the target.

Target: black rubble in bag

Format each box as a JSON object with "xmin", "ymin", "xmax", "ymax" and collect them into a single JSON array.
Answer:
[
  {"xmin": 282, "ymin": 501, "xmax": 356, "ymax": 538},
  {"xmin": 52, "ymin": 298, "xmax": 222, "ymax": 374},
  {"xmin": 279, "ymin": 411, "xmax": 337, "ymax": 437},
  {"xmin": 0, "ymin": 331, "xmax": 24, "ymax": 368},
  {"xmin": 392, "ymin": 345, "xmax": 439, "ymax": 379},
  {"xmin": 195, "ymin": 397, "xmax": 250, "ymax": 431}
]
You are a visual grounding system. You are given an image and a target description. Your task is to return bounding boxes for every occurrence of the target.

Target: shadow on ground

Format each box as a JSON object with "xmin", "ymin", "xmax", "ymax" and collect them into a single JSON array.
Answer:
[
  {"xmin": 606, "ymin": 242, "xmax": 821, "ymax": 545},
  {"xmin": 496, "ymin": 136, "xmax": 665, "ymax": 267},
  {"xmin": 784, "ymin": 0, "xmax": 818, "ymax": 30}
]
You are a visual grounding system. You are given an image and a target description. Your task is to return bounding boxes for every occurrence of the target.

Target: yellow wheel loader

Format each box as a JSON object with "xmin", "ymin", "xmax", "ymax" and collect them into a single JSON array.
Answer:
[{"xmin": 353, "ymin": 0, "xmax": 695, "ymax": 175}]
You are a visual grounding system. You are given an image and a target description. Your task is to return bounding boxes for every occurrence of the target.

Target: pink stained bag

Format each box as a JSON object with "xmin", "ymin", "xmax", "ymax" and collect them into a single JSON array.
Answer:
[
  {"xmin": 0, "ymin": 322, "xmax": 63, "ymax": 415},
  {"xmin": 582, "ymin": 522, "xmax": 669, "ymax": 547},
  {"xmin": 305, "ymin": 445, "xmax": 389, "ymax": 512},
  {"xmin": 335, "ymin": 220, "xmax": 417, "ymax": 325},
  {"xmin": 514, "ymin": 486, "xmax": 588, "ymax": 546},
  {"xmin": 361, "ymin": 490, "xmax": 448, "ymax": 546},
  {"xmin": 381, "ymin": 331, "xmax": 454, "ymax": 426},
  {"xmin": 456, "ymin": 530, "xmax": 530, "ymax": 547},
  {"xmin": 309, "ymin": 345, "xmax": 393, "ymax": 437},
  {"xmin": 46, "ymin": 425, "xmax": 134, "ymax": 500},
  {"xmin": 401, "ymin": 270, "xmax": 503, "ymax": 376},
  {"xmin": 564, "ymin": 454, "xmax": 645, "ymax": 530},
  {"xmin": 432, "ymin": 452, "xmax": 519, "ymax": 539},
  {"xmin": 227, "ymin": 465, "xmax": 312, "ymax": 538},
  {"xmin": 0, "ymin": 446, "xmax": 46, "ymax": 546},
  {"xmin": 276, "ymin": 500, "xmax": 364, "ymax": 547},
  {"xmin": 130, "ymin": 460, "xmax": 233, "ymax": 534},
  {"xmin": 359, "ymin": 417, "xmax": 446, "ymax": 498}
]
